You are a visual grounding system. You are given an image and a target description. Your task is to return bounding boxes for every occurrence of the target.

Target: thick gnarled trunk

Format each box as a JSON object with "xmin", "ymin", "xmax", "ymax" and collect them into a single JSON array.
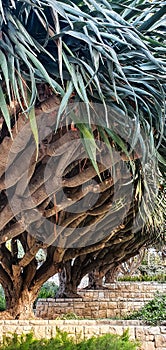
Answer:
[
  {"xmin": 86, "ymin": 270, "xmax": 104, "ymax": 289},
  {"xmin": 0, "ymin": 91, "xmax": 160, "ymax": 318},
  {"xmin": 0, "ymin": 258, "xmax": 55, "ymax": 319},
  {"xmin": 0, "ymin": 287, "xmax": 37, "ymax": 319},
  {"xmin": 56, "ymin": 261, "xmax": 81, "ymax": 298},
  {"xmin": 105, "ymin": 266, "xmax": 120, "ymax": 283},
  {"xmin": 56, "ymin": 275, "xmax": 80, "ymax": 298}
]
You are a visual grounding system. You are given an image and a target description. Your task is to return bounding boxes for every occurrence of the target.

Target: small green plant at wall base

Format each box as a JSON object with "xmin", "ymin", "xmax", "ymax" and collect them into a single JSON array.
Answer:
[
  {"xmin": 118, "ymin": 274, "xmax": 166, "ymax": 282},
  {"xmin": 55, "ymin": 312, "xmax": 83, "ymax": 320},
  {"xmin": 125, "ymin": 293, "xmax": 166, "ymax": 325},
  {"xmin": 0, "ymin": 330, "xmax": 139, "ymax": 350}
]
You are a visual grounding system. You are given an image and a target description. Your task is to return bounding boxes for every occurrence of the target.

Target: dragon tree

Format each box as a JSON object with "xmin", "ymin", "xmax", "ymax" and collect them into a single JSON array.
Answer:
[{"xmin": 0, "ymin": 0, "xmax": 165, "ymax": 318}]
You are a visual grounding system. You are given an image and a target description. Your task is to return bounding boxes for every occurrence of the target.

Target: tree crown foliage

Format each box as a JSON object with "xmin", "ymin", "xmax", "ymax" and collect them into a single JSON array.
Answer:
[{"xmin": 0, "ymin": 0, "xmax": 165, "ymax": 318}]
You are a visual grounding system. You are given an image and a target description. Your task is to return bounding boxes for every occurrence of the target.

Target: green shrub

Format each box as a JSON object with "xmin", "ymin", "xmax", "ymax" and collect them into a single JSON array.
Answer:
[
  {"xmin": 33, "ymin": 281, "xmax": 59, "ymax": 309},
  {"xmin": 0, "ymin": 285, "xmax": 5, "ymax": 311},
  {"xmin": 0, "ymin": 295, "xmax": 6, "ymax": 312},
  {"xmin": 56, "ymin": 312, "xmax": 83, "ymax": 320},
  {"xmin": 118, "ymin": 274, "xmax": 166, "ymax": 282},
  {"xmin": 138, "ymin": 265, "xmax": 166, "ymax": 280},
  {"xmin": 37, "ymin": 281, "xmax": 59, "ymax": 299},
  {"xmin": 77, "ymin": 330, "xmax": 139, "ymax": 350},
  {"xmin": 125, "ymin": 293, "xmax": 166, "ymax": 325},
  {"xmin": 0, "ymin": 330, "xmax": 139, "ymax": 350}
]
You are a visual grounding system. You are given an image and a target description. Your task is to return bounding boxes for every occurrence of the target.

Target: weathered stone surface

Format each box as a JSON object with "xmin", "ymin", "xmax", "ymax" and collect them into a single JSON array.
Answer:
[
  {"xmin": 0, "ymin": 320, "xmax": 165, "ymax": 349},
  {"xmin": 140, "ymin": 341, "xmax": 155, "ymax": 350},
  {"xmin": 36, "ymin": 282, "xmax": 166, "ymax": 320},
  {"xmin": 148, "ymin": 327, "xmax": 160, "ymax": 335},
  {"xmin": 155, "ymin": 334, "xmax": 166, "ymax": 348},
  {"xmin": 98, "ymin": 310, "xmax": 107, "ymax": 318}
]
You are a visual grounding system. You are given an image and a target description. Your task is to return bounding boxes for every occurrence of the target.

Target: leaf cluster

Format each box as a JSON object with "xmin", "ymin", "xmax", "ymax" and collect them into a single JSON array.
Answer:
[
  {"xmin": 0, "ymin": 0, "xmax": 165, "ymax": 152},
  {"xmin": 0, "ymin": 285, "xmax": 5, "ymax": 311},
  {"xmin": 0, "ymin": 330, "xmax": 139, "ymax": 350},
  {"xmin": 118, "ymin": 273, "xmax": 166, "ymax": 282},
  {"xmin": 37, "ymin": 281, "xmax": 59, "ymax": 299},
  {"xmin": 0, "ymin": 0, "xmax": 165, "ymax": 239},
  {"xmin": 125, "ymin": 292, "xmax": 166, "ymax": 325}
]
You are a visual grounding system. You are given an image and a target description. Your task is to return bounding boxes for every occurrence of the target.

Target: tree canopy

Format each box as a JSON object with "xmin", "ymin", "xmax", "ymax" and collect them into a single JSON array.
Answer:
[{"xmin": 0, "ymin": 0, "xmax": 165, "ymax": 318}]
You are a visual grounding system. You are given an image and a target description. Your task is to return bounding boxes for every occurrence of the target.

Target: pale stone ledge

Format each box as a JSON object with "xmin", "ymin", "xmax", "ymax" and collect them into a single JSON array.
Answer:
[{"xmin": 0, "ymin": 320, "xmax": 165, "ymax": 350}]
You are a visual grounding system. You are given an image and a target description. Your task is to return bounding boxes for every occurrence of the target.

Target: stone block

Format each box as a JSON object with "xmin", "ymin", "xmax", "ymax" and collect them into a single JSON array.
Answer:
[
  {"xmin": 86, "ymin": 301, "xmax": 97, "ymax": 308},
  {"xmin": 30, "ymin": 319, "xmax": 49, "ymax": 325},
  {"xmin": 120, "ymin": 308, "xmax": 128, "ymax": 317},
  {"xmin": 74, "ymin": 302, "xmax": 85, "ymax": 309},
  {"xmin": 91, "ymin": 310, "xmax": 99, "ymax": 318},
  {"xmin": 145, "ymin": 335, "xmax": 155, "ymax": 342},
  {"xmin": 112, "ymin": 326, "xmax": 123, "ymax": 336},
  {"xmin": 106, "ymin": 309, "xmax": 116, "ymax": 318},
  {"xmin": 74, "ymin": 309, "xmax": 83, "ymax": 318},
  {"xmin": 85, "ymin": 301, "xmax": 91, "ymax": 308},
  {"xmin": 22, "ymin": 326, "xmax": 33, "ymax": 332},
  {"xmin": 83, "ymin": 309, "xmax": 92, "ymax": 317},
  {"xmin": 135, "ymin": 327, "xmax": 146, "ymax": 341},
  {"xmin": 33, "ymin": 326, "xmax": 46, "ymax": 339},
  {"xmin": 91, "ymin": 306, "xmax": 99, "ymax": 311},
  {"xmin": 123, "ymin": 326, "xmax": 135, "ymax": 340},
  {"xmin": 139, "ymin": 341, "xmax": 155, "ymax": 350},
  {"xmin": 98, "ymin": 309, "xmax": 107, "ymax": 318},
  {"xmin": 4, "ymin": 320, "xmax": 19, "ymax": 325},
  {"xmin": 108, "ymin": 327, "xmax": 119, "ymax": 334},
  {"xmin": 45, "ymin": 326, "xmax": 55, "ymax": 338},
  {"xmin": 118, "ymin": 301, "xmax": 126, "ymax": 309},
  {"xmin": 99, "ymin": 302, "xmax": 108, "ymax": 310},
  {"xmin": 155, "ymin": 334, "xmax": 166, "ymax": 348},
  {"xmin": 2, "ymin": 326, "xmax": 17, "ymax": 334},
  {"xmin": 18, "ymin": 320, "xmax": 30, "ymax": 326},
  {"xmin": 91, "ymin": 292, "xmax": 99, "ymax": 300},
  {"xmin": 147, "ymin": 327, "xmax": 160, "ymax": 335},
  {"xmin": 59, "ymin": 325, "xmax": 76, "ymax": 334},
  {"xmin": 98, "ymin": 292, "xmax": 105, "ymax": 299},
  {"xmin": 160, "ymin": 326, "xmax": 166, "ymax": 334},
  {"xmin": 108, "ymin": 301, "xmax": 117, "ymax": 309},
  {"xmin": 84, "ymin": 326, "xmax": 100, "ymax": 335},
  {"xmin": 107, "ymin": 292, "xmax": 116, "ymax": 298},
  {"xmin": 75, "ymin": 326, "xmax": 84, "ymax": 340},
  {"xmin": 103, "ymin": 291, "xmax": 109, "ymax": 298},
  {"xmin": 99, "ymin": 325, "xmax": 111, "ymax": 334}
]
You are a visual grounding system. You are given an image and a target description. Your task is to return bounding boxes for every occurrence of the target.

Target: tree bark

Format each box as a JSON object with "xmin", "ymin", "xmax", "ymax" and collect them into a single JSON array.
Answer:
[
  {"xmin": 0, "ymin": 287, "xmax": 38, "ymax": 319},
  {"xmin": 0, "ymin": 92, "xmax": 161, "ymax": 318},
  {"xmin": 86, "ymin": 270, "xmax": 104, "ymax": 289},
  {"xmin": 56, "ymin": 261, "xmax": 81, "ymax": 298},
  {"xmin": 105, "ymin": 265, "xmax": 120, "ymax": 283}
]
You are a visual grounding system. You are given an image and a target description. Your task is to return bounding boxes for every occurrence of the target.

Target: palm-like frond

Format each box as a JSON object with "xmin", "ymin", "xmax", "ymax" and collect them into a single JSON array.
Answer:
[{"xmin": 0, "ymin": 0, "xmax": 165, "ymax": 236}]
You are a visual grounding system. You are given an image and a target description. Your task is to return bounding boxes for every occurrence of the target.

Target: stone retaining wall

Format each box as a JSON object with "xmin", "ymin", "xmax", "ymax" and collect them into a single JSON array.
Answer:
[
  {"xmin": 0, "ymin": 320, "xmax": 165, "ymax": 350},
  {"xmin": 36, "ymin": 282, "xmax": 166, "ymax": 319}
]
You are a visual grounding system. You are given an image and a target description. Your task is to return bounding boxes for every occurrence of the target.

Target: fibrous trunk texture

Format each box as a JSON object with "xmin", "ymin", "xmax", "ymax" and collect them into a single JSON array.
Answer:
[{"xmin": 0, "ymin": 95, "xmax": 157, "ymax": 317}]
